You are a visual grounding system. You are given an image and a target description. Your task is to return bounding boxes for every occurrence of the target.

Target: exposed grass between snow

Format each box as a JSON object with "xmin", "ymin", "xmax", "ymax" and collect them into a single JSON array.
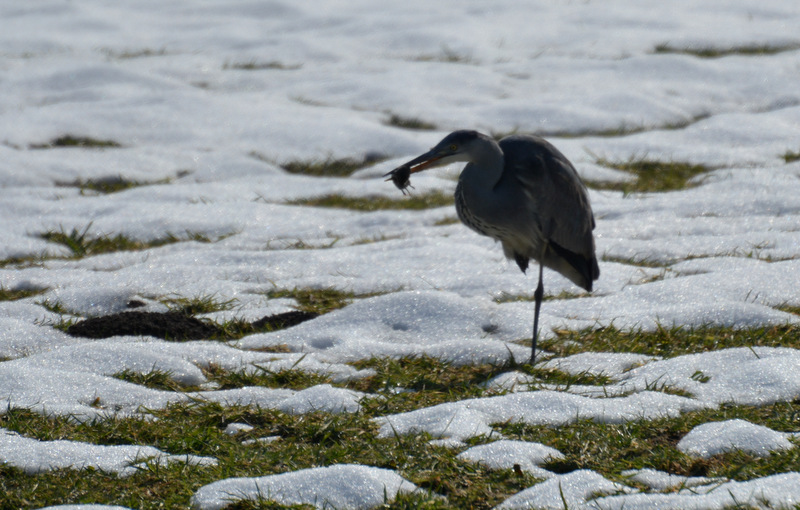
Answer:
[
  {"xmin": 204, "ymin": 364, "xmax": 332, "ymax": 391},
  {"xmin": 161, "ymin": 294, "xmax": 239, "ymax": 316},
  {"xmin": 58, "ymin": 176, "xmax": 173, "ymax": 194},
  {"xmin": 114, "ymin": 368, "xmax": 190, "ymax": 392},
  {"xmin": 0, "ymin": 286, "xmax": 47, "ymax": 301},
  {"xmin": 409, "ymin": 46, "xmax": 477, "ymax": 64},
  {"xmin": 600, "ymin": 254, "xmax": 668, "ymax": 268},
  {"xmin": 288, "ymin": 191, "xmax": 454, "ymax": 210},
  {"xmin": 588, "ymin": 158, "xmax": 711, "ymax": 194},
  {"xmin": 494, "ymin": 113, "xmax": 712, "ymax": 140},
  {"xmin": 434, "ymin": 216, "xmax": 459, "ymax": 226},
  {"xmin": 501, "ymin": 401, "xmax": 800, "ymax": 481},
  {"xmin": 102, "ymin": 48, "xmax": 167, "ymax": 60},
  {"xmin": 385, "ymin": 113, "xmax": 437, "ymax": 130},
  {"xmin": 29, "ymin": 135, "xmax": 123, "ymax": 149},
  {"xmin": 353, "ymin": 357, "xmax": 512, "ymax": 413},
  {"xmin": 224, "ymin": 60, "xmax": 302, "ymax": 71},
  {"xmin": 2, "ymin": 328, "xmax": 800, "ymax": 508},
  {"xmin": 654, "ymin": 42, "xmax": 800, "ymax": 58},
  {"xmin": 494, "ymin": 290, "xmax": 589, "ymax": 303},
  {"xmin": 41, "ymin": 224, "xmax": 221, "ymax": 258},
  {"xmin": 263, "ymin": 286, "xmax": 384, "ymax": 315},
  {"xmin": 777, "ymin": 304, "xmax": 800, "ymax": 317},
  {"xmin": 542, "ymin": 324, "xmax": 800, "ymax": 360},
  {"xmin": 280, "ymin": 157, "xmax": 373, "ymax": 177},
  {"xmin": 784, "ymin": 150, "xmax": 800, "ymax": 163}
]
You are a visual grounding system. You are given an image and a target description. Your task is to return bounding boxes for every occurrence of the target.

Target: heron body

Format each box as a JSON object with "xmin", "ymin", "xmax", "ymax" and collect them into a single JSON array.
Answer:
[{"xmin": 385, "ymin": 130, "xmax": 599, "ymax": 364}]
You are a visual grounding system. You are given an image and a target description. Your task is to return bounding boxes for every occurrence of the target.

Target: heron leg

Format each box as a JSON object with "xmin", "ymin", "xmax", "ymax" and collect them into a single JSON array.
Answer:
[{"xmin": 531, "ymin": 263, "xmax": 544, "ymax": 365}]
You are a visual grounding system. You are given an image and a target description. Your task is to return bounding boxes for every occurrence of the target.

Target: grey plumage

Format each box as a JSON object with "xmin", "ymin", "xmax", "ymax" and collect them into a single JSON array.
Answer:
[{"xmin": 384, "ymin": 130, "xmax": 599, "ymax": 364}]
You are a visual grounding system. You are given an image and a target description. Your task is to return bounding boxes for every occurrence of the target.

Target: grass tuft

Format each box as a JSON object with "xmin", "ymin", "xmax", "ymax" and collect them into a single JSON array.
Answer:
[
  {"xmin": 783, "ymin": 150, "xmax": 800, "ymax": 163},
  {"xmin": 40, "ymin": 223, "xmax": 219, "ymax": 258},
  {"xmin": 288, "ymin": 191, "xmax": 453, "ymax": 211},
  {"xmin": 224, "ymin": 60, "xmax": 302, "ymax": 71},
  {"xmin": 58, "ymin": 176, "xmax": 172, "ymax": 194},
  {"xmin": 160, "ymin": 294, "xmax": 239, "ymax": 316},
  {"xmin": 542, "ymin": 324, "xmax": 800, "ymax": 360},
  {"xmin": 113, "ymin": 368, "xmax": 188, "ymax": 392},
  {"xmin": 601, "ymin": 254, "xmax": 667, "ymax": 268},
  {"xmin": 103, "ymin": 48, "xmax": 167, "ymax": 59},
  {"xmin": 524, "ymin": 113, "xmax": 711, "ymax": 139},
  {"xmin": 0, "ymin": 255, "xmax": 47, "ymax": 269},
  {"xmin": 263, "ymin": 287, "xmax": 374, "ymax": 315},
  {"xmin": 777, "ymin": 304, "xmax": 800, "ymax": 316},
  {"xmin": 204, "ymin": 363, "xmax": 332, "ymax": 391},
  {"xmin": 30, "ymin": 135, "xmax": 122, "ymax": 149},
  {"xmin": 411, "ymin": 45, "xmax": 477, "ymax": 64},
  {"xmin": 434, "ymin": 216, "xmax": 460, "ymax": 226},
  {"xmin": 494, "ymin": 290, "xmax": 588, "ymax": 303},
  {"xmin": 588, "ymin": 157, "xmax": 711, "ymax": 194},
  {"xmin": 385, "ymin": 114, "xmax": 437, "ymax": 131},
  {"xmin": 0, "ymin": 286, "xmax": 47, "ymax": 301},
  {"xmin": 280, "ymin": 156, "xmax": 382, "ymax": 177},
  {"xmin": 654, "ymin": 42, "xmax": 800, "ymax": 58},
  {"xmin": 352, "ymin": 356, "xmax": 513, "ymax": 414}
]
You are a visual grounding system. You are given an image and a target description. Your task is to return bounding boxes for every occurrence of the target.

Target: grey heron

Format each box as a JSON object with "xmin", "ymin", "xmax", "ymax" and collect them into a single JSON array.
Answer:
[{"xmin": 384, "ymin": 130, "xmax": 599, "ymax": 365}]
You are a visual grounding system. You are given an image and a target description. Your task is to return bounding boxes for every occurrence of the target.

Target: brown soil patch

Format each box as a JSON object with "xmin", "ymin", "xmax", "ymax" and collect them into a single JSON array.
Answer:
[{"xmin": 66, "ymin": 310, "xmax": 319, "ymax": 341}]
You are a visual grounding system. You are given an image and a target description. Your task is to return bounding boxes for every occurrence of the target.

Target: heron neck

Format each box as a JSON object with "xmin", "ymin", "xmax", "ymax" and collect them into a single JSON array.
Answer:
[{"xmin": 464, "ymin": 138, "xmax": 505, "ymax": 189}]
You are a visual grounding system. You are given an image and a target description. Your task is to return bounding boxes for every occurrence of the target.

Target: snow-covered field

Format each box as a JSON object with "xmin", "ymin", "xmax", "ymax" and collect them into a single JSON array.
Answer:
[{"xmin": 2, "ymin": 1, "xmax": 800, "ymax": 508}]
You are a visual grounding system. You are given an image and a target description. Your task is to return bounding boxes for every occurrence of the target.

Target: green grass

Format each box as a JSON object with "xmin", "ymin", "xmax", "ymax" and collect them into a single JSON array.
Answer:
[
  {"xmin": 30, "ymin": 135, "xmax": 122, "ymax": 149},
  {"xmin": 385, "ymin": 114, "xmax": 437, "ymax": 131},
  {"xmin": 102, "ymin": 48, "xmax": 167, "ymax": 59},
  {"xmin": 654, "ymin": 42, "xmax": 800, "ymax": 58},
  {"xmin": 113, "ymin": 368, "xmax": 189, "ymax": 392},
  {"xmin": 224, "ymin": 60, "xmax": 302, "ymax": 71},
  {"xmin": 160, "ymin": 294, "xmax": 239, "ymax": 316},
  {"xmin": 288, "ymin": 191, "xmax": 454, "ymax": 211},
  {"xmin": 0, "ymin": 286, "xmax": 47, "ymax": 301},
  {"xmin": 501, "ymin": 401, "xmax": 800, "ymax": 481},
  {"xmin": 204, "ymin": 363, "xmax": 333, "ymax": 391},
  {"xmin": 509, "ymin": 113, "xmax": 711, "ymax": 140},
  {"xmin": 541, "ymin": 324, "xmax": 800, "ymax": 360},
  {"xmin": 494, "ymin": 290, "xmax": 589, "ymax": 303},
  {"xmin": 434, "ymin": 216, "xmax": 460, "ymax": 226},
  {"xmin": 0, "ymin": 254, "xmax": 47, "ymax": 269},
  {"xmin": 777, "ymin": 304, "xmax": 800, "ymax": 316},
  {"xmin": 410, "ymin": 45, "xmax": 477, "ymax": 65},
  {"xmin": 600, "ymin": 254, "xmax": 668, "ymax": 268},
  {"xmin": 4, "ymin": 327, "xmax": 800, "ymax": 509},
  {"xmin": 587, "ymin": 158, "xmax": 712, "ymax": 194},
  {"xmin": 60, "ymin": 176, "xmax": 172, "ymax": 194},
  {"xmin": 784, "ymin": 150, "xmax": 800, "ymax": 163},
  {"xmin": 40, "ymin": 223, "xmax": 217, "ymax": 258},
  {"xmin": 263, "ymin": 287, "xmax": 372, "ymax": 315},
  {"xmin": 280, "ymin": 157, "xmax": 370, "ymax": 177}
]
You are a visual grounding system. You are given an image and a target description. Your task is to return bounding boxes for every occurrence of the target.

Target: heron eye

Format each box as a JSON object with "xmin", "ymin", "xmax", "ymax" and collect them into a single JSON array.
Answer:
[{"xmin": 449, "ymin": 144, "xmax": 458, "ymax": 151}]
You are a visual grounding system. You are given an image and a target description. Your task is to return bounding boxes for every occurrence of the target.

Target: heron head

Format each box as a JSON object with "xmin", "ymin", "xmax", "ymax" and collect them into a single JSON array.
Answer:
[{"xmin": 403, "ymin": 130, "xmax": 487, "ymax": 174}]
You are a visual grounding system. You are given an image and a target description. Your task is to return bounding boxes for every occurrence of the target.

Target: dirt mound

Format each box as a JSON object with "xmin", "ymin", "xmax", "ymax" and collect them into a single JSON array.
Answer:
[
  {"xmin": 251, "ymin": 310, "xmax": 319, "ymax": 330},
  {"xmin": 66, "ymin": 310, "xmax": 320, "ymax": 341},
  {"xmin": 67, "ymin": 311, "xmax": 220, "ymax": 340}
]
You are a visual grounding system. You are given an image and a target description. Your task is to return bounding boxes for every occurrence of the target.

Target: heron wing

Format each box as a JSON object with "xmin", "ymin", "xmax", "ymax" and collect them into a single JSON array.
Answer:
[{"xmin": 499, "ymin": 135, "xmax": 599, "ymax": 287}]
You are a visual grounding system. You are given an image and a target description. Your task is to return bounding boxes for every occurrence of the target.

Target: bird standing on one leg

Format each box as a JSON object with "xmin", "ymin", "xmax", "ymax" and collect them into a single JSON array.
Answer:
[{"xmin": 384, "ymin": 130, "xmax": 599, "ymax": 365}]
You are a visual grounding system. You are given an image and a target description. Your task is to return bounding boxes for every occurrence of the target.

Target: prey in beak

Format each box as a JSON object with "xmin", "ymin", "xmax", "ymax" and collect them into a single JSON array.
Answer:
[{"xmin": 383, "ymin": 150, "xmax": 443, "ymax": 195}]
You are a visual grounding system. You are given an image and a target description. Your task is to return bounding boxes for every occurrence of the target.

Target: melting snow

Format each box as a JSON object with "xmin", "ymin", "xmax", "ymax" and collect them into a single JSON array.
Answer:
[
  {"xmin": 2, "ymin": 0, "xmax": 800, "ymax": 508},
  {"xmin": 191, "ymin": 464, "xmax": 419, "ymax": 510}
]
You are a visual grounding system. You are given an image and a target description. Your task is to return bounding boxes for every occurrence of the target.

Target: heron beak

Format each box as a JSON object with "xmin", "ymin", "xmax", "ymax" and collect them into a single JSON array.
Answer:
[{"xmin": 403, "ymin": 150, "xmax": 444, "ymax": 173}]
